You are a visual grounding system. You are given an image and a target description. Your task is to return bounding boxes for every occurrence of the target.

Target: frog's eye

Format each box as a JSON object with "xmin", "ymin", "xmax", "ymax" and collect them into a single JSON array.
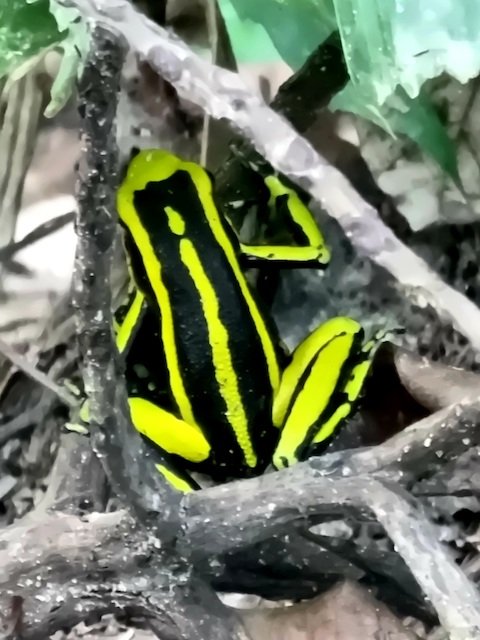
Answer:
[{"xmin": 130, "ymin": 146, "xmax": 141, "ymax": 160}]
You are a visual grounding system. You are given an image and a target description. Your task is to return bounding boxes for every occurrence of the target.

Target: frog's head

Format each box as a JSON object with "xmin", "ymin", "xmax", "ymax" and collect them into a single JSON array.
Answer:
[{"xmin": 117, "ymin": 149, "xmax": 215, "ymax": 229}]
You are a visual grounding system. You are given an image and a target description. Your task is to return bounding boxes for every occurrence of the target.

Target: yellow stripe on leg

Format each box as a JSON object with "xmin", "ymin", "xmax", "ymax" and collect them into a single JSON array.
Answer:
[
  {"xmin": 155, "ymin": 464, "xmax": 195, "ymax": 493},
  {"xmin": 312, "ymin": 402, "xmax": 351, "ymax": 445},
  {"xmin": 273, "ymin": 328, "xmax": 357, "ymax": 469},
  {"xmin": 115, "ymin": 288, "xmax": 145, "ymax": 354},
  {"xmin": 312, "ymin": 331, "xmax": 388, "ymax": 445},
  {"xmin": 264, "ymin": 175, "xmax": 330, "ymax": 265},
  {"xmin": 128, "ymin": 397, "xmax": 210, "ymax": 463},
  {"xmin": 272, "ymin": 317, "xmax": 361, "ymax": 428},
  {"xmin": 240, "ymin": 243, "xmax": 328, "ymax": 263}
]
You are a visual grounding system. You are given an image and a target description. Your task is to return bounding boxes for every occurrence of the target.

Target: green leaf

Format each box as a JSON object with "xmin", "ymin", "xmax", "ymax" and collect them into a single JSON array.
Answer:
[
  {"xmin": 216, "ymin": 0, "xmax": 283, "ymax": 65},
  {"xmin": 332, "ymin": 0, "xmax": 480, "ymax": 102},
  {"xmin": 330, "ymin": 0, "xmax": 480, "ymax": 179},
  {"xmin": 45, "ymin": 1, "xmax": 90, "ymax": 117},
  {"xmin": 0, "ymin": 0, "xmax": 90, "ymax": 117},
  {"xmin": 332, "ymin": 0, "xmax": 396, "ymax": 104},
  {"xmin": 387, "ymin": 89, "xmax": 459, "ymax": 183},
  {"xmin": 330, "ymin": 0, "xmax": 464, "ymax": 180},
  {"xmin": 330, "ymin": 82, "xmax": 395, "ymax": 135},
  {"xmin": 217, "ymin": 0, "xmax": 336, "ymax": 69},
  {"xmin": 217, "ymin": 0, "xmax": 462, "ymax": 178},
  {"xmin": 0, "ymin": 0, "xmax": 62, "ymax": 79}
]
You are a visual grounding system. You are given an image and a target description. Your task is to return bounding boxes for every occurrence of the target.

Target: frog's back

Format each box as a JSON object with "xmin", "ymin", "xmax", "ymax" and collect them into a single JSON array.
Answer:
[{"xmin": 117, "ymin": 150, "xmax": 281, "ymax": 477}]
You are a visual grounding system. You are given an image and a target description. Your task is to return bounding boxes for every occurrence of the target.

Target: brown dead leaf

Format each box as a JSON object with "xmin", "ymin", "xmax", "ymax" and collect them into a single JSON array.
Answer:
[
  {"xmin": 241, "ymin": 581, "xmax": 419, "ymax": 640},
  {"xmin": 393, "ymin": 347, "xmax": 480, "ymax": 412}
]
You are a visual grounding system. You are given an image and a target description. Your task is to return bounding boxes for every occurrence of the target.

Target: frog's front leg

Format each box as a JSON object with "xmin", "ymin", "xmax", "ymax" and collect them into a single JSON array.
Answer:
[
  {"xmin": 239, "ymin": 175, "xmax": 331, "ymax": 267},
  {"xmin": 271, "ymin": 317, "xmax": 379, "ymax": 470},
  {"xmin": 75, "ymin": 395, "xmax": 204, "ymax": 492}
]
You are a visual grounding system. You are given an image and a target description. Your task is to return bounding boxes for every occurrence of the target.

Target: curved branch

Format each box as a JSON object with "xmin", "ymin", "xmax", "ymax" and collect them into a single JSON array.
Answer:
[
  {"xmin": 184, "ymin": 400, "xmax": 480, "ymax": 552},
  {"xmin": 72, "ymin": 25, "xmax": 181, "ymax": 530},
  {"xmin": 0, "ymin": 212, "xmax": 74, "ymax": 263},
  {"xmin": 0, "ymin": 509, "xmax": 245, "ymax": 640},
  {"xmin": 314, "ymin": 401, "xmax": 480, "ymax": 486},
  {"xmin": 3, "ymin": 405, "xmax": 480, "ymax": 640}
]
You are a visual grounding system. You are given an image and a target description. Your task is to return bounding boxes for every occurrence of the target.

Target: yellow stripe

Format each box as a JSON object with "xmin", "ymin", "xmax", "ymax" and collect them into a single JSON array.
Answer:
[
  {"xmin": 310, "ymin": 361, "xmax": 372, "ymax": 445},
  {"xmin": 188, "ymin": 162, "xmax": 281, "ymax": 393},
  {"xmin": 344, "ymin": 360, "xmax": 371, "ymax": 401},
  {"xmin": 117, "ymin": 176, "xmax": 196, "ymax": 425},
  {"xmin": 273, "ymin": 332, "xmax": 354, "ymax": 468},
  {"xmin": 306, "ymin": 332, "xmax": 380, "ymax": 448},
  {"xmin": 79, "ymin": 400, "xmax": 90, "ymax": 424},
  {"xmin": 308, "ymin": 361, "xmax": 371, "ymax": 450},
  {"xmin": 128, "ymin": 397, "xmax": 210, "ymax": 462},
  {"xmin": 240, "ymin": 244, "xmax": 325, "ymax": 262},
  {"xmin": 272, "ymin": 317, "xmax": 361, "ymax": 427},
  {"xmin": 115, "ymin": 288, "xmax": 145, "ymax": 354},
  {"xmin": 180, "ymin": 237, "xmax": 257, "ymax": 468},
  {"xmin": 312, "ymin": 403, "xmax": 351, "ymax": 444},
  {"xmin": 155, "ymin": 464, "xmax": 194, "ymax": 493},
  {"xmin": 165, "ymin": 206, "xmax": 186, "ymax": 236}
]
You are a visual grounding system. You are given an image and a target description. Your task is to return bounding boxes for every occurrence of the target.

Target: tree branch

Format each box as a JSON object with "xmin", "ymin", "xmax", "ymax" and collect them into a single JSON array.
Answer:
[
  {"xmin": 369, "ymin": 483, "xmax": 480, "ymax": 640},
  {"xmin": 0, "ymin": 212, "xmax": 74, "ymax": 264},
  {"xmin": 0, "ymin": 506, "xmax": 248, "ymax": 640},
  {"xmin": 0, "ymin": 336, "xmax": 77, "ymax": 407},
  {"xmin": 182, "ymin": 396, "xmax": 480, "ymax": 555},
  {"xmin": 3, "ymin": 398, "xmax": 480, "ymax": 640},
  {"xmin": 312, "ymin": 401, "xmax": 480, "ymax": 487},
  {"xmin": 0, "ymin": 510, "xmax": 178, "ymax": 639},
  {"xmin": 72, "ymin": 25, "xmax": 181, "ymax": 531},
  {"xmin": 56, "ymin": 0, "xmax": 480, "ymax": 351}
]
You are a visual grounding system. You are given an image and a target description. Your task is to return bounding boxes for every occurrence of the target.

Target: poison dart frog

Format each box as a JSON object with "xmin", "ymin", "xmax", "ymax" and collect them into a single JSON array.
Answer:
[{"xmin": 88, "ymin": 149, "xmax": 386, "ymax": 492}]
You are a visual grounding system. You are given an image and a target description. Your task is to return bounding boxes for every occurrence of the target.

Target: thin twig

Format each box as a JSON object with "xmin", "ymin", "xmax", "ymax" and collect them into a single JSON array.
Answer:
[
  {"xmin": 57, "ymin": 0, "xmax": 480, "ymax": 352},
  {"xmin": 33, "ymin": 433, "xmax": 108, "ymax": 515},
  {"xmin": 0, "ymin": 337, "xmax": 77, "ymax": 407},
  {"xmin": 0, "ymin": 399, "xmax": 53, "ymax": 446},
  {"xmin": 0, "ymin": 70, "xmax": 44, "ymax": 289},
  {"xmin": 0, "ymin": 212, "xmax": 74, "ymax": 264}
]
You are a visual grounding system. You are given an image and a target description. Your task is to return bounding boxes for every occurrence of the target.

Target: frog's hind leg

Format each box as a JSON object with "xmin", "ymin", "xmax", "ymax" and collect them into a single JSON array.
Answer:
[
  {"xmin": 271, "ymin": 317, "xmax": 380, "ymax": 470},
  {"xmin": 128, "ymin": 396, "xmax": 211, "ymax": 492}
]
